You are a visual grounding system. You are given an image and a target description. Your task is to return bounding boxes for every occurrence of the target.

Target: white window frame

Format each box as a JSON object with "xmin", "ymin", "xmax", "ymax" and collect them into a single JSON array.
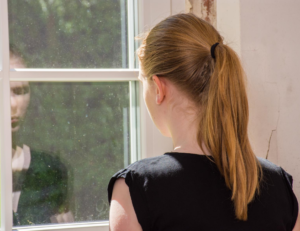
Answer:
[{"xmin": 0, "ymin": 0, "xmax": 185, "ymax": 231}]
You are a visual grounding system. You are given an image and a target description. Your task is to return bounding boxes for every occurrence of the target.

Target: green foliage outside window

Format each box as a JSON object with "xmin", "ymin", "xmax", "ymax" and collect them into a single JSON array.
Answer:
[{"xmin": 9, "ymin": 0, "xmax": 127, "ymax": 68}]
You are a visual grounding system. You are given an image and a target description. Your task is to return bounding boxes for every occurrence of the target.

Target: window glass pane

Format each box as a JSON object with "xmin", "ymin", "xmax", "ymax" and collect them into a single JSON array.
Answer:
[
  {"xmin": 11, "ymin": 81, "xmax": 131, "ymax": 226},
  {"xmin": 8, "ymin": 0, "xmax": 128, "ymax": 68}
]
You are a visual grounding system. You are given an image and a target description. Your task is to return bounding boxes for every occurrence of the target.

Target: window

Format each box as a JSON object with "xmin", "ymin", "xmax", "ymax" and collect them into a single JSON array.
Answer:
[{"xmin": 0, "ymin": 1, "xmax": 181, "ymax": 231}]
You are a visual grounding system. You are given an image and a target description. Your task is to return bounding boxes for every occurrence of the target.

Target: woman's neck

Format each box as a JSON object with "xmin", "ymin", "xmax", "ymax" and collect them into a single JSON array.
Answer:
[{"xmin": 166, "ymin": 100, "xmax": 209, "ymax": 156}]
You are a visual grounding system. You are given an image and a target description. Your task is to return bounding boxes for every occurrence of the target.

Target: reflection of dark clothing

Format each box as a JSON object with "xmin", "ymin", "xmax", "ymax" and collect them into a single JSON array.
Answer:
[
  {"xmin": 13, "ymin": 150, "xmax": 68, "ymax": 226},
  {"xmin": 108, "ymin": 153, "xmax": 298, "ymax": 231}
]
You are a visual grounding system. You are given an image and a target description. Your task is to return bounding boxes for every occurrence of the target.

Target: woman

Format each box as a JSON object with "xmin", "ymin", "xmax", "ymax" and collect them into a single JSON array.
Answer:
[{"xmin": 108, "ymin": 13, "xmax": 300, "ymax": 230}]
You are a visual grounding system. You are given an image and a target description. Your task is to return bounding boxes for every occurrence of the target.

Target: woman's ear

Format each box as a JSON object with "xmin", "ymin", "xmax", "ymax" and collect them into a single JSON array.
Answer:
[{"xmin": 152, "ymin": 75, "xmax": 166, "ymax": 105}]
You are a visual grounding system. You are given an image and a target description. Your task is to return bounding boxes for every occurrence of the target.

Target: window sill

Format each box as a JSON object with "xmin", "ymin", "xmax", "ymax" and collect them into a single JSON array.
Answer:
[{"xmin": 12, "ymin": 221, "xmax": 109, "ymax": 231}]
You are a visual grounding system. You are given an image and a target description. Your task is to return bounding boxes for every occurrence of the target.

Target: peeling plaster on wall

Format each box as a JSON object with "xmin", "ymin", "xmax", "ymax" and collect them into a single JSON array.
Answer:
[
  {"xmin": 186, "ymin": 0, "xmax": 216, "ymax": 27},
  {"xmin": 185, "ymin": 0, "xmax": 192, "ymax": 13},
  {"xmin": 203, "ymin": 0, "xmax": 215, "ymax": 23}
]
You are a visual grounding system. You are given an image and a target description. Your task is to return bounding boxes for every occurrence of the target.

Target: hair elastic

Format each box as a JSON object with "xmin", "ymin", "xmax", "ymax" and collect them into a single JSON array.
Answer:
[{"xmin": 210, "ymin": 43, "xmax": 219, "ymax": 59}]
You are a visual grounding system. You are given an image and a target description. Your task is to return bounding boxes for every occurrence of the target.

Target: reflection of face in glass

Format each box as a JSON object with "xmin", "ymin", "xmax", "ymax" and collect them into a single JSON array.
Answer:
[
  {"xmin": 10, "ymin": 81, "xmax": 30, "ymax": 133},
  {"xmin": 10, "ymin": 50, "xmax": 29, "ymax": 134}
]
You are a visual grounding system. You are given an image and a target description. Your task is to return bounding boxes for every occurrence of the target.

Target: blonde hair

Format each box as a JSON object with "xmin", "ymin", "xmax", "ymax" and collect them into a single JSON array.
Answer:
[{"xmin": 138, "ymin": 13, "xmax": 262, "ymax": 221}]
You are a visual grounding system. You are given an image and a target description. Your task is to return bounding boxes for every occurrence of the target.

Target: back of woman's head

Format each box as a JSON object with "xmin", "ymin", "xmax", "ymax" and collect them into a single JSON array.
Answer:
[{"xmin": 138, "ymin": 13, "xmax": 262, "ymax": 221}]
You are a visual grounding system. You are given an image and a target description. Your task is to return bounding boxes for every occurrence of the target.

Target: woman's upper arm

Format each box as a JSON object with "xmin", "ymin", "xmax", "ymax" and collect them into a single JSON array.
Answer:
[{"xmin": 109, "ymin": 178, "xmax": 143, "ymax": 231}]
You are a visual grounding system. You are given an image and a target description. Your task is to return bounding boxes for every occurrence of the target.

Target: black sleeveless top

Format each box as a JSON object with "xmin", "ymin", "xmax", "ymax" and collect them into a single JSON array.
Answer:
[
  {"xmin": 107, "ymin": 152, "xmax": 298, "ymax": 231},
  {"xmin": 13, "ymin": 150, "xmax": 68, "ymax": 226}
]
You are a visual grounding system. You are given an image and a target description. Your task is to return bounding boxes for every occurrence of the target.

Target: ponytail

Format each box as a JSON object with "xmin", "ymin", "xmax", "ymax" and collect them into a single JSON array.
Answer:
[{"xmin": 199, "ymin": 43, "xmax": 262, "ymax": 220}]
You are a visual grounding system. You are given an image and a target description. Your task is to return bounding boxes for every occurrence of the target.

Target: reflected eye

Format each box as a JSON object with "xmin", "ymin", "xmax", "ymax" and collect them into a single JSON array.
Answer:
[{"xmin": 13, "ymin": 86, "xmax": 30, "ymax": 95}]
